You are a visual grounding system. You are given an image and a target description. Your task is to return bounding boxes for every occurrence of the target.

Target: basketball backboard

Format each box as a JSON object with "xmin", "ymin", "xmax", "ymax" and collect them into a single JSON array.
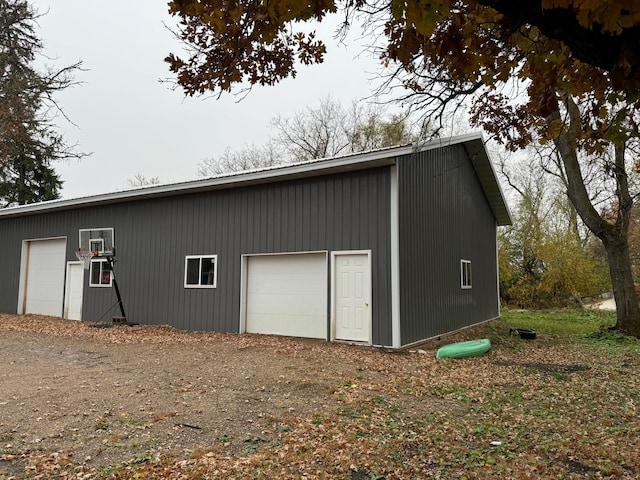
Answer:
[{"xmin": 79, "ymin": 228, "xmax": 115, "ymax": 255}]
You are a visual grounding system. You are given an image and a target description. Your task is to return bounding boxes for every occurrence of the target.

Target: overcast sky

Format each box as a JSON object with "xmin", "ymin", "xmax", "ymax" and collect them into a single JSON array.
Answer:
[{"xmin": 31, "ymin": 1, "xmax": 391, "ymax": 199}]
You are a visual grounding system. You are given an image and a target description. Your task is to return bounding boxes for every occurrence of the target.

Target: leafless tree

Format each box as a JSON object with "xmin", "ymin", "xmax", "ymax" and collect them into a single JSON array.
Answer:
[
  {"xmin": 127, "ymin": 174, "xmax": 161, "ymax": 188},
  {"xmin": 197, "ymin": 96, "xmax": 425, "ymax": 178},
  {"xmin": 197, "ymin": 141, "xmax": 285, "ymax": 177}
]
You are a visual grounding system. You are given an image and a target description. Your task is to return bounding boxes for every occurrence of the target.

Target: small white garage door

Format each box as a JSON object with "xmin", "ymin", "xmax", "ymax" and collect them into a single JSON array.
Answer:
[
  {"xmin": 246, "ymin": 253, "xmax": 327, "ymax": 339},
  {"xmin": 24, "ymin": 238, "xmax": 67, "ymax": 316}
]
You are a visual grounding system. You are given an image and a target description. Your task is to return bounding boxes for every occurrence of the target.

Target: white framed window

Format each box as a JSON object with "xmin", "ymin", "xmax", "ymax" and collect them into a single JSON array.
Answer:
[
  {"xmin": 90, "ymin": 258, "xmax": 112, "ymax": 287},
  {"xmin": 461, "ymin": 259, "xmax": 472, "ymax": 289},
  {"xmin": 184, "ymin": 255, "xmax": 218, "ymax": 288}
]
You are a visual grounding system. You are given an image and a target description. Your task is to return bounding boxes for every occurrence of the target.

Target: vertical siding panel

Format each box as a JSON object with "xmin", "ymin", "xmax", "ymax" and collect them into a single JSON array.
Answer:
[
  {"xmin": 325, "ymin": 179, "xmax": 334, "ymax": 246},
  {"xmin": 146, "ymin": 202, "xmax": 157, "ymax": 325},
  {"xmin": 167, "ymin": 199, "xmax": 181, "ymax": 329},
  {"xmin": 287, "ymin": 185, "xmax": 295, "ymax": 251},
  {"xmin": 218, "ymin": 192, "xmax": 227, "ymax": 330},
  {"xmin": 239, "ymin": 190, "xmax": 249, "ymax": 253},
  {"xmin": 257, "ymin": 187, "xmax": 266, "ymax": 252},
  {"xmin": 247, "ymin": 189, "xmax": 256, "ymax": 253},
  {"xmin": 266, "ymin": 187, "xmax": 274, "ymax": 251},
  {"xmin": 352, "ymin": 177, "xmax": 361, "ymax": 244},
  {"xmin": 218, "ymin": 192, "xmax": 226, "ymax": 332},
  {"xmin": 295, "ymin": 183, "xmax": 303, "ymax": 251},
  {"xmin": 257, "ymin": 188, "xmax": 264, "ymax": 252},
  {"xmin": 233, "ymin": 190, "xmax": 243, "ymax": 331},
  {"xmin": 3, "ymin": 218, "xmax": 31, "ymax": 312},
  {"xmin": 398, "ymin": 146, "xmax": 499, "ymax": 344},
  {"xmin": 131, "ymin": 203, "xmax": 141, "ymax": 324},
  {"xmin": 341, "ymin": 178, "xmax": 349, "ymax": 246},
  {"xmin": 316, "ymin": 181, "xmax": 322, "ymax": 250},
  {"xmin": 273, "ymin": 187, "xmax": 282, "ymax": 251},
  {"xmin": 302, "ymin": 183, "xmax": 310, "ymax": 248},
  {"xmin": 280, "ymin": 186, "xmax": 288, "ymax": 251},
  {"xmin": 230, "ymin": 190, "xmax": 241, "ymax": 331},
  {"xmin": 174, "ymin": 199, "xmax": 185, "ymax": 328},
  {"xmin": 165, "ymin": 200, "xmax": 175, "ymax": 327},
  {"xmin": 147, "ymin": 202, "xmax": 160, "ymax": 325},
  {"xmin": 118, "ymin": 204, "xmax": 133, "ymax": 324},
  {"xmin": 139, "ymin": 203, "xmax": 150, "ymax": 325},
  {"xmin": 149, "ymin": 201, "xmax": 161, "ymax": 325}
]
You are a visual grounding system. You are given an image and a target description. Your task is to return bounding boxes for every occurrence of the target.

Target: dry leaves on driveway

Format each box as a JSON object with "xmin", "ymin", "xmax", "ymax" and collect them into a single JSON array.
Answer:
[{"xmin": 1, "ymin": 313, "xmax": 638, "ymax": 479}]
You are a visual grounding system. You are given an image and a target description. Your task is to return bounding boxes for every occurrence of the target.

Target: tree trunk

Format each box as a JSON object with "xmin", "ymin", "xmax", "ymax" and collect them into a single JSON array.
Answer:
[
  {"xmin": 548, "ymin": 94, "xmax": 640, "ymax": 337},
  {"xmin": 602, "ymin": 234, "xmax": 640, "ymax": 336}
]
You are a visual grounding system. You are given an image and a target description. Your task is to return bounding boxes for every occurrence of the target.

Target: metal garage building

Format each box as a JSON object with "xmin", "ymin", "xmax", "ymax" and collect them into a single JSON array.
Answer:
[{"xmin": 0, "ymin": 133, "xmax": 511, "ymax": 348}]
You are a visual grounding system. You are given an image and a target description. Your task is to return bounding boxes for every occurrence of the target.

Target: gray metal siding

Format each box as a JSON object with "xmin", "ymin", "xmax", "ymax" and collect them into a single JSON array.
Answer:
[
  {"xmin": 398, "ymin": 145, "xmax": 499, "ymax": 345},
  {"xmin": 0, "ymin": 168, "xmax": 392, "ymax": 345}
]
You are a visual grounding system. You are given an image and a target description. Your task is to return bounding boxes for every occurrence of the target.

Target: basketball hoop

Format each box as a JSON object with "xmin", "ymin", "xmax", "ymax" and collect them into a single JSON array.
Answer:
[{"xmin": 75, "ymin": 250, "xmax": 94, "ymax": 269}]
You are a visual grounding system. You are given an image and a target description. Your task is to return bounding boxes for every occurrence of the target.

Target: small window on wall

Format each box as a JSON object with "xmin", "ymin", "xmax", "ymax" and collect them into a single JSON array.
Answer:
[
  {"xmin": 185, "ymin": 255, "xmax": 218, "ymax": 288},
  {"xmin": 90, "ymin": 259, "xmax": 112, "ymax": 287},
  {"xmin": 461, "ymin": 259, "xmax": 472, "ymax": 289}
]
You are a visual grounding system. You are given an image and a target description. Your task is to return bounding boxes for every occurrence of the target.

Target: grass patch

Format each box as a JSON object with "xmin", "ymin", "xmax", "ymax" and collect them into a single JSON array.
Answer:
[
  {"xmin": 586, "ymin": 326, "xmax": 640, "ymax": 348},
  {"xmin": 94, "ymin": 418, "xmax": 109, "ymax": 431},
  {"xmin": 123, "ymin": 417, "xmax": 146, "ymax": 426},
  {"xmin": 500, "ymin": 307, "xmax": 616, "ymax": 336}
]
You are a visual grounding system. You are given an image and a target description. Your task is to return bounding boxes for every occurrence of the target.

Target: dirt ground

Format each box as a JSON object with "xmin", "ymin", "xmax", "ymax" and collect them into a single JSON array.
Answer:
[{"xmin": 0, "ymin": 314, "xmax": 432, "ymax": 478}]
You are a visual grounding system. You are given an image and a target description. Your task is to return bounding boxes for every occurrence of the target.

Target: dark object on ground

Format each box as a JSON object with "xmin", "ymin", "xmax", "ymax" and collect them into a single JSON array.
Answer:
[
  {"xmin": 89, "ymin": 322, "xmax": 112, "ymax": 329},
  {"xmin": 175, "ymin": 423, "xmax": 202, "ymax": 430},
  {"xmin": 351, "ymin": 470, "xmax": 383, "ymax": 480},
  {"xmin": 495, "ymin": 360, "xmax": 590, "ymax": 374},
  {"xmin": 510, "ymin": 328, "xmax": 536, "ymax": 340}
]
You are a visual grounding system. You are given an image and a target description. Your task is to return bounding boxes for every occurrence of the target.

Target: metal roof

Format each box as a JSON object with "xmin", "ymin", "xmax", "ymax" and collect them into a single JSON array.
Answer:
[{"xmin": 0, "ymin": 132, "xmax": 511, "ymax": 225}]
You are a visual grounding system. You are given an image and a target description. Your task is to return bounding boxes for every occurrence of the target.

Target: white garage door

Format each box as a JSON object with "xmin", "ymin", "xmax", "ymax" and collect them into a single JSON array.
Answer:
[
  {"xmin": 246, "ymin": 253, "xmax": 327, "ymax": 339},
  {"xmin": 24, "ymin": 238, "xmax": 67, "ymax": 316}
]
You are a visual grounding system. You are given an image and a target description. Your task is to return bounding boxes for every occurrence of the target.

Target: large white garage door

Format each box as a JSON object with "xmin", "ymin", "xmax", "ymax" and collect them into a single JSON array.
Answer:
[
  {"xmin": 24, "ymin": 238, "xmax": 67, "ymax": 316},
  {"xmin": 246, "ymin": 253, "xmax": 327, "ymax": 339}
]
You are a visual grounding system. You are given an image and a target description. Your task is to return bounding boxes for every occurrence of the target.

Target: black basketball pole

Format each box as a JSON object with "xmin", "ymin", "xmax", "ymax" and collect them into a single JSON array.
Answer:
[{"xmin": 105, "ymin": 255, "xmax": 127, "ymax": 320}]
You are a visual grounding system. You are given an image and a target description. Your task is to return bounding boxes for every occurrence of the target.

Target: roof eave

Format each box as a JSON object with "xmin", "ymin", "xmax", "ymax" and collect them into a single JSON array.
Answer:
[{"xmin": 461, "ymin": 135, "xmax": 513, "ymax": 226}]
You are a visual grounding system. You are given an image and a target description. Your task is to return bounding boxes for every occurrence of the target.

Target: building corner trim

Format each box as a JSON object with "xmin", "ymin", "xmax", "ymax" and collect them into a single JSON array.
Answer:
[{"xmin": 390, "ymin": 165, "xmax": 401, "ymax": 348}]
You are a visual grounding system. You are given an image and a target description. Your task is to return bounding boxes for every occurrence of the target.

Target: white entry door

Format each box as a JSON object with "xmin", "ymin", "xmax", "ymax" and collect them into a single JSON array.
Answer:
[
  {"xmin": 333, "ymin": 252, "xmax": 371, "ymax": 343},
  {"xmin": 64, "ymin": 262, "xmax": 84, "ymax": 320},
  {"xmin": 23, "ymin": 238, "xmax": 67, "ymax": 316}
]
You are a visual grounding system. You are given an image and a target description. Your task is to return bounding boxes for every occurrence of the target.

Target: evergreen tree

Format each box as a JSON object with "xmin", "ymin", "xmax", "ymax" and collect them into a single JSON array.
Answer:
[{"xmin": 0, "ymin": 0, "xmax": 82, "ymax": 207}]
